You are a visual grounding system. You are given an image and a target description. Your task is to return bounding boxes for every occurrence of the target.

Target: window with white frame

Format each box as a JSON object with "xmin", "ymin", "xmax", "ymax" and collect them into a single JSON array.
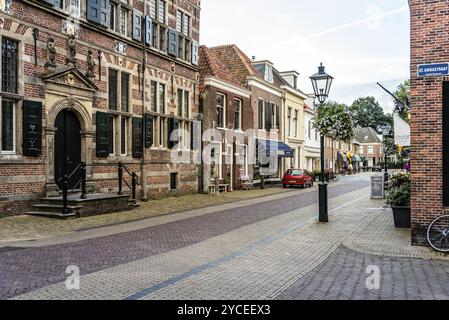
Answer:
[
  {"xmin": 1, "ymin": 37, "xmax": 19, "ymax": 155},
  {"xmin": 158, "ymin": 0, "xmax": 166, "ymax": 24},
  {"xmin": 159, "ymin": 83, "xmax": 166, "ymax": 114},
  {"xmin": 287, "ymin": 107, "xmax": 292, "ymax": 137},
  {"xmin": 120, "ymin": 8, "xmax": 128, "ymax": 36},
  {"xmin": 150, "ymin": 0, "xmax": 157, "ymax": 19},
  {"xmin": 308, "ymin": 121, "xmax": 311, "ymax": 139},
  {"xmin": 237, "ymin": 144, "xmax": 248, "ymax": 177},
  {"xmin": 149, "ymin": 80, "xmax": 167, "ymax": 148},
  {"xmin": 109, "ymin": 2, "xmax": 117, "ymax": 31},
  {"xmin": 210, "ymin": 142, "xmax": 222, "ymax": 179},
  {"xmin": 368, "ymin": 146, "xmax": 374, "ymax": 154},
  {"xmin": 233, "ymin": 98, "xmax": 242, "ymax": 131},
  {"xmin": 294, "ymin": 110, "xmax": 298, "ymax": 137},
  {"xmin": 216, "ymin": 93, "xmax": 226, "ymax": 128},
  {"xmin": 265, "ymin": 64, "xmax": 273, "ymax": 83},
  {"xmin": 177, "ymin": 88, "xmax": 190, "ymax": 118},
  {"xmin": 176, "ymin": 10, "xmax": 182, "ymax": 32},
  {"xmin": 68, "ymin": 0, "xmax": 81, "ymax": 18}
]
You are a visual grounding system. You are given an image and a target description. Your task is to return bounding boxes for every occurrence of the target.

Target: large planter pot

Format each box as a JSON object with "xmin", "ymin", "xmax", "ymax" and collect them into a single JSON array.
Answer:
[{"xmin": 391, "ymin": 206, "xmax": 411, "ymax": 228}]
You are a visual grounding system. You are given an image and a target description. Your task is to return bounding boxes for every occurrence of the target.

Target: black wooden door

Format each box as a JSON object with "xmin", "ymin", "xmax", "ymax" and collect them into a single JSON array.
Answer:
[{"xmin": 54, "ymin": 110, "xmax": 82, "ymax": 190}]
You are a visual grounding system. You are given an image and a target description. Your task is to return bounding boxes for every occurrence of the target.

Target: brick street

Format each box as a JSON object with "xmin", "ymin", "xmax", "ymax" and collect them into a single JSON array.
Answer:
[{"xmin": 1, "ymin": 174, "xmax": 447, "ymax": 300}]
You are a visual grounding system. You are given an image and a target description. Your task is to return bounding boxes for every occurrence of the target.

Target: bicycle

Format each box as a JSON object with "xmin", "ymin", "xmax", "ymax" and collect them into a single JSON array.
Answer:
[{"xmin": 427, "ymin": 213, "xmax": 449, "ymax": 253}]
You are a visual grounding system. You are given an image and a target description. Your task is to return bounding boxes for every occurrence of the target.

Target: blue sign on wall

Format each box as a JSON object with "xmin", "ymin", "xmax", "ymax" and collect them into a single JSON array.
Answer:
[{"xmin": 418, "ymin": 63, "xmax": 449, "ymax": 77}]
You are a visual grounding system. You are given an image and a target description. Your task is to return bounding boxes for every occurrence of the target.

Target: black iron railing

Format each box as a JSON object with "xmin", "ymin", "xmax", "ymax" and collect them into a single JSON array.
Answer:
[
  {"xmin": 58, "ymin": 162, "xmax": 87, "ymax": 215},
  {"xmin": 118, "ymin": 162, "xmax": 139, "ymax": 200}
]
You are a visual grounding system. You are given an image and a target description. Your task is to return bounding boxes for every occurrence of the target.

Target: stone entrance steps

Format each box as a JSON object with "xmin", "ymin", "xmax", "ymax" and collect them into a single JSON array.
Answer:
[{"xmin": 26, "ymin": 193, "xmax": 137, "ymax": 219}]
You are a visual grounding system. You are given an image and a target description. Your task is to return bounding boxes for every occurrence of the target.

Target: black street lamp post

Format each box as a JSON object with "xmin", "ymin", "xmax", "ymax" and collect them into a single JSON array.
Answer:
[
  {"xmin": 381, "ymin": 125, "xmax": 392, "ymax": 183},
  {"xmin": 310, "ymin": 63, "xmax": 334, "ymax": 223}
]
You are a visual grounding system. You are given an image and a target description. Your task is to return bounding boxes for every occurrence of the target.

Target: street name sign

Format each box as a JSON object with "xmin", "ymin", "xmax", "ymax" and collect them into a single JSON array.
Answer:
[{"xmin": 418, "ymin": 63, "xmax": 449, "ymax": 77}]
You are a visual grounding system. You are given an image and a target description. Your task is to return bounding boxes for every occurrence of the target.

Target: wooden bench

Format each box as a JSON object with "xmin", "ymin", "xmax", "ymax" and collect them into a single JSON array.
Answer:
[{"xmin": 209, "ymin": 184, "xmax": 229, "ymax": 194}]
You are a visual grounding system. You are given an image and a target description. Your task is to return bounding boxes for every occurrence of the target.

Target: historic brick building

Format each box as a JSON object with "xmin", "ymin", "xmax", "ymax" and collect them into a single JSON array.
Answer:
[
  {"xmin": 0, "ymin": 0, "xmax": 201, "ymax": 215},
  {"xmin": 198, "ymin": 45, "xmax": 252, "ymax": 192},
  {"xmin": 410, "ymin": 0, "xmax": 448, "ymax": 244},
  {"xmin": 207, "ymin": 45, "xmax": 293, "ymax": 182}
]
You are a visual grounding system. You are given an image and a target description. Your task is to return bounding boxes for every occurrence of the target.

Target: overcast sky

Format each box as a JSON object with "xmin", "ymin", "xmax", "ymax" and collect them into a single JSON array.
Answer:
[{"xmin": 200, "ymin": 0, "xmax": 410, "ymax": 112}]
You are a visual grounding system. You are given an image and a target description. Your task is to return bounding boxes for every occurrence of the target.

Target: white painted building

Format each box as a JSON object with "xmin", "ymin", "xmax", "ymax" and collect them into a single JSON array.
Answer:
[{"xmin": 304, "ymin": 103, "xmax": 321, "ymax": 171}]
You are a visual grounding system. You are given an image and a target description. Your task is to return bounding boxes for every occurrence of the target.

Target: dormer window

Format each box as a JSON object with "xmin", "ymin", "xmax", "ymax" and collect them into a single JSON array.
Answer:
[
  {"xmin": 265, "ymin": 64, "xmax": 273, "ymax": 83},
  {"xmin": 252, "ymin": 61, "xmax": 274, "ymax": 83}
]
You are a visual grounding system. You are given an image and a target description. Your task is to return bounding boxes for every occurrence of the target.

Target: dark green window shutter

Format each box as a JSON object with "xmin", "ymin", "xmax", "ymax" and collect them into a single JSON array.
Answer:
[
  {"xmin": 96, "ymin": 112, "xmax": 112, "ymax": 158},
  {"xmin": 133, "ymin": 10, "xmax": 143, "ymax": 42},
  {"xmin": 87, "ymin": 0, "xmax": 101, "ymax": 24},
  {"xmin": 265, "ymin": 102, "xmax": 272, "ymax": 131},
  {"xmin": 132, "ymin": 117, "xmax": 143, "ymax": 158},
  {"xmin": 275, "ymin": 105, "xmax": 280, "ymax": 129},
  {"xmin": 145, "ymin": 113, "xmax": 153, "ymax": 148},
  {"xmin": 168, "ymin": 117, "xmax": 179, "ymax": 149},
  {"xmin": 100, "ymin": 0, "xmax": 110, "ymax": 27},
  {"xmin": 191, "ymin": 41, "xmax": 199, "ymax": 65},
  {"xmin": 22, "ymin": 100, "xmax": 42, "ymax": 157},
  {"xmin": 258, "ymin": 100, "xmax": 264, "ymax": 130},
  {"xmin": 191, "ymin": 121, "xmax": 200, "ymax": 151},
  {"xmin": 168, "ymin": 29, "xmax": 179, "ymax": 57},
  {"xmin": 145, "ymin": 16, "xmax": 153, "ymax": 46}
]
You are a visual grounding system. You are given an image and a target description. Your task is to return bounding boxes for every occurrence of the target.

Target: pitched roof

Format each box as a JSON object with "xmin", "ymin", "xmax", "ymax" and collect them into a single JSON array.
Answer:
[
  {"xmin": 209, "ymin": 44, "xmax": 261, "ymax": 85},
  {"xmin": 273, "ymin": 67, "xmax": 309, "ymax": 97},
  {"xmin": 354, "ymin": 127, "xmax": 383, "ymax": 144},
  {"xmin": 198, "ymin": 46, "xmax": 243, "ymax": 89}
]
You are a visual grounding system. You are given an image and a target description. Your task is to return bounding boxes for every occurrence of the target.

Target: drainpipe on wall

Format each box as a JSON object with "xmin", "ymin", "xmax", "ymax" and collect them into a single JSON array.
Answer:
[{"xmin": 140, "ymin": 0, "xmax": 148, "ymax": 202}]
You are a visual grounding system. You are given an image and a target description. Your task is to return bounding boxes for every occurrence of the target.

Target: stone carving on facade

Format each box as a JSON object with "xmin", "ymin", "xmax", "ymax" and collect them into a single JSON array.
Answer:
[
  {"xmin": 0, "ymin": 17, "xmax": 4, "ymax": 30},
  {"xmin": 114, "ymin": 41, "xmax": 127, "ymax": 55},
  {"xmin": 66, "ymin": 34, "xmax": 76, "ymax": 66},
  {"xmin": 44, "ymin": 36, "xmax": 57, "ymax": 70},
  {"xmin": 86, "ymin": 50, "xmax": 95, "ymax": 79},
  {"xmin": 62, "ymin": 20, "xmax": 80, "ymax": 38}
]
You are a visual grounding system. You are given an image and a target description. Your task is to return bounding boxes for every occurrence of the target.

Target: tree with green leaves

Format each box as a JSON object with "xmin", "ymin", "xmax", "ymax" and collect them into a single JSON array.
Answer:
[
  {"xmin": 349, "ymin": 96, "xmax": 392, "ymax": 130},
  {"xmin": 393, "ymin": 79, "xmax": 410, "ymax": 122},
  {"xmin": 313, "ymin": 101, "xmax": 354, "ymax": 142}
]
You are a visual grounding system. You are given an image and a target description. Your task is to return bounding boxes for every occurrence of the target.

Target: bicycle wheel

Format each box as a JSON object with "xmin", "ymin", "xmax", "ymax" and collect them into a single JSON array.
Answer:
[{"xmin": 427, "ymin": 215, "xmax": 449, "ymax": 253}]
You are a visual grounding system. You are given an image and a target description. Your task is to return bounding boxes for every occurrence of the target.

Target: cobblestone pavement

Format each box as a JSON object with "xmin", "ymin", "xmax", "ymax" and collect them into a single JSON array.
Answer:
[
  {"xmin": 0, "ymin": 187, "xmax": 296, "ymax": 243},
  {"xmin": 1, "ymin": 178, "xmax": 367, "ymax": 299},
  {"xmin": 6, "ymin": 174, "xmax": 449, "ymax": 300},
  {"xmin": 275, "ymin": 246, "xmax": 449, "ymax": 300}
]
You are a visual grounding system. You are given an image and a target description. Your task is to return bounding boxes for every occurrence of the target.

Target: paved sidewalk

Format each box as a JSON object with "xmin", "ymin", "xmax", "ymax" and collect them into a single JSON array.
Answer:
[
  {"xmin": 6, "ymin": 173, "xmax": 449, "ymax": 300},
  {"xmin": 12, "ymin": 183, "xmax": 378, "ymax": 300},
  {"xmin": 275, "ymin": 246, "xmax": 449, "ymax": 300},
  {"xmin": 0, "ymin": 187, "xmax": 295, "ymax": 244}
]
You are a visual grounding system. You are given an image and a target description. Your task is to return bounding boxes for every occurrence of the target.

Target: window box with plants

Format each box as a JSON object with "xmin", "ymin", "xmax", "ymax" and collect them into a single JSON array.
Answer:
[{"xmin": 386, "ymin": 172, "xmax": 411, "ymax": 229}]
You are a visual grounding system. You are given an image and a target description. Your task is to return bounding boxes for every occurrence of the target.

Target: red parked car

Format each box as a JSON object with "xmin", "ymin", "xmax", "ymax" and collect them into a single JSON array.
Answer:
[{"xmin": 282, "ymin": 169, "xmax": 314, "ymax": 188}]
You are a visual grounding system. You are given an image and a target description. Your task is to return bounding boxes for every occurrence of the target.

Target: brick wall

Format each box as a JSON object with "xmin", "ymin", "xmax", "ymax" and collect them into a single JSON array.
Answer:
[
  {"xmin": 0, "ymin": 0, "xmax": 201, "ymax": 215},
  {"xmin": 200, "ymin": 83, "xmax": 252, "ymax": 191},
  {"xmin": 409, "ymin": 0, "xmax": 447, "ymax": 244}
]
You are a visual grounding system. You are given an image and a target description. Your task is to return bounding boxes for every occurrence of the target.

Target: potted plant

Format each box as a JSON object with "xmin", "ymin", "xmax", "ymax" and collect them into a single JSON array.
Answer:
[
  {"xmin": 386, "ymin": 172, "xmax": 411, "ymax": 228},
  {"xmin": 312, "ymin": 170, "xmax": 321, "ymax": 182}
]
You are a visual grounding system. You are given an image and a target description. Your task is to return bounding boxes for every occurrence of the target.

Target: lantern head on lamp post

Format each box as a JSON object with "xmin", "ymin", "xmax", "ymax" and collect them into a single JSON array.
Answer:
[
  {"xmin": 310, "ymin": 63, "xmax": 333, "ymax": 223},
  {"xmin": 310, "ymin": 63, "xmax": 333, "ymax": 105}
]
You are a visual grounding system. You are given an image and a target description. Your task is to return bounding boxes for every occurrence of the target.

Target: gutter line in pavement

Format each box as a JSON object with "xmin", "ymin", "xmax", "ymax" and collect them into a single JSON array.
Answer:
[{"xmin": 124, "ymin": 194, "xmax": 370, "ymax": 300}]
